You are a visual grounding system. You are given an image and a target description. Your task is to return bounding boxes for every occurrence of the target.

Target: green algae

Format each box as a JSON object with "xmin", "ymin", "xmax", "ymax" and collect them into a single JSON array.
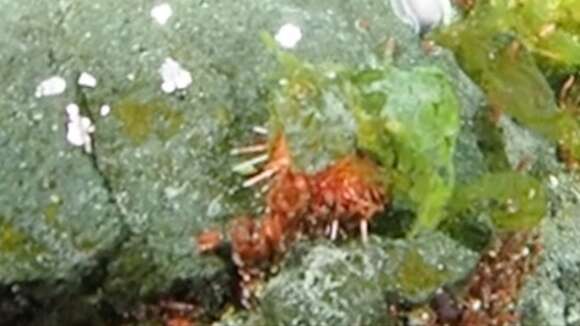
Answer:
[
  {"xmin": 394, "ymin": 249, "xmax": 447, "ymax": 299},
  {"xmin": 267, "ymin": 47, "xmax": 547, "ymax": 237},
  {"xmin": 267, "ymin": 48, "xmax": 461, "ymax": 234},
  {"xmin": 440, "ymin": 0, "xmax": 580, "ymax": 71},
  {"xmin": 348, "ymin": 66, "xmax": 461, "ymax": 235},
  {"xmin": 114, "ymin": 99, "xmax": 184, "ymax": 145},
  {"xmin": 42, "ymin": 201, "xmax": 61, "ymax": 226},
  {"xmin": 451, "ymin": 172, "xmax": 547, "ymax": 231},
  {"xmin": 434, "ymin": 0, "xmax": 580, "ymax": 164},
  {"xmin": 0, "ymin": 218, "xmax": 45, "ymax": 260},
  {"xmin": 0, "ymin": 222, "xmax": 28, "ymax": 252}
]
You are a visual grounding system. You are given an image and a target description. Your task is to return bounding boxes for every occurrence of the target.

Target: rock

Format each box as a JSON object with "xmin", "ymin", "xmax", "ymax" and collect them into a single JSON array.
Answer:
[
  {"xmin": 0, "ymin": 0, "xmax": 122, "ymax": 291},
  {"xmin": 259, "ymin": 233, "xmax": 477, "ymax": 325},
  {"xmin": 519, "ymin": 173, "xmax": 580, "ymax": 326}
]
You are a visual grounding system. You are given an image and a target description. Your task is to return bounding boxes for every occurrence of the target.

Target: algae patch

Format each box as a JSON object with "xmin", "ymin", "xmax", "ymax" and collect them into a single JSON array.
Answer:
[
  {"xmin": 394, "ymin": 249, "xmax": 447, "ymax": 299},
  {"xmin": 451, "ymin": 172, "xmax": 547, "ymax": 231},
  {"xmin": 0, "ymin": 223, "xmax": 28, "ymax": 252},
  {"xmin": 434, "ymin": 0, "xmax": 580, "ymax": 164},
  {"xmin": 0, "ymin": 218, "xmax": 45, "ymax": 259},
  {"xmin": 43, "ymin": 201, "xmax": 61, "ymax": 226},
  {"xmin": 349, "ymin": 66, "xmax": 461, "ymax": 235},
  {"xmin": 114, "ymin": 99, "xmax": 185, "ymax": 145}
]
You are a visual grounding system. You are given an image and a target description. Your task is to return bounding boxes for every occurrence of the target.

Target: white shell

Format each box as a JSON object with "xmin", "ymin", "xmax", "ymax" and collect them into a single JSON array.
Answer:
[{"xmin": 390, "ymin": 0, "xmax": 453, "ymax": 33}]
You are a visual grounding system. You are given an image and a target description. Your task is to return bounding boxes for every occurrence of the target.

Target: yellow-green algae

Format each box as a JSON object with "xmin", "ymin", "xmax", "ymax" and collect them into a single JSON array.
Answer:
[
  {"xmin": 434, "ymin": 0, "xmax": 580, "ymax": 163},
  {"xmin": 394, "ymin": 249, "xmax": 447, "ymax": 298},
  {"xmin": 451, "ymin": 172, "xmax": 547, "ymax": 231},
  {"xmin": 43, "ymin": 201, "xmax": 61, "ymax": 226},
  {"xmin": 114, "ymin": 99, "xmax": 185, "ymax": 145},
  {"xmin": 347, "ymin": 66, "xmax": 461, "ymax": 235},
  {"xmin": 0, "ymin": 223, "xmax": 28, "ymax": 252},
  {"xmin": 0, "ymin": 219, "xmax": 44, "ymax": 257}
]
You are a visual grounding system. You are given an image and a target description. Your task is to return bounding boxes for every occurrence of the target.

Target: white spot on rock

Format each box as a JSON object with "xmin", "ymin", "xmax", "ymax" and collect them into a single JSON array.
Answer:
[
  {"xmin": 35, "ymin": 76, "xmax": 67, "ymax": 98},
  {"xmin": 275, "ymin": 23, "xmax": 302, "ymax": 49},
  {"xmin": 78, "ymin": 72, "xmax": 98, "ymax": 88},
  {"xmin": 159, "ymin": 58, "xmax": 192, "ymax": 93},
  {"xmin": 65, "ymin": 103, "xmax": 95, "ymax": 153},
  {"xmin": 100, "ymin": 105, "xmax": 111, "ymax": 117},
  {"xmin": 151, "ymin": 3, "xmax": 173, "ymax": 25},
  {"xmin": 549, "ymin": 175, "xmax": 559, "ymax": 188}
]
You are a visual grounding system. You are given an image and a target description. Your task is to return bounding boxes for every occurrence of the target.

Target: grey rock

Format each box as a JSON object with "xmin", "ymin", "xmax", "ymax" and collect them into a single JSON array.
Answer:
[
  {"xmin": 520, "ymin": 173, "xmax": 580, "ymax": 326},
  {"xmin": 258, "ymin": 233, "xmax": 477, "ymax": 325}
]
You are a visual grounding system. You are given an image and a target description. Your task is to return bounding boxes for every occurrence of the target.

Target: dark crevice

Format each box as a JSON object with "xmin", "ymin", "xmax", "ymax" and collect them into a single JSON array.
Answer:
[{"xmin": 74, "ymin": 75, "xmax": 124, "ymax": 210}]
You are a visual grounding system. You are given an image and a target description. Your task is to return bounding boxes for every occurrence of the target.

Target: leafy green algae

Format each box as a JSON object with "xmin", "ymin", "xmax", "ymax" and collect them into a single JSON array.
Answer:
[
  {"xmin": 349, "ymin": 66, "xmax": 461, "ymax": 235},
  {"xmin": 447, "ymin": 0, "xmax": 580, "ymax": 70},
  {"xmin": 434, "ymin": 0, "xmax": 580, "ymax": 164},
  {"xmin": 267, "ymin": 49, "xmax": 464, "ymax": 233},
  {"xmin": 451, "ymin": 172, "xmax": 546, "ymax": 231},
  {"xmin": 267, "ymin": 47, "xmax": 547, "ymax": 236}
]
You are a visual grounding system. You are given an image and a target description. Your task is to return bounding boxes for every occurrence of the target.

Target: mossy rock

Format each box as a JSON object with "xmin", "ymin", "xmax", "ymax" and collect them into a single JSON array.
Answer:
[{"xmin": 258, "ymin": 233, "xmax": 477, "ymax": 325}]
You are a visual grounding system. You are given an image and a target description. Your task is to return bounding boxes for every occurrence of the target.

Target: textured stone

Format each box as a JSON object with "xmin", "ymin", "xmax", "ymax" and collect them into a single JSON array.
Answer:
[{"xmin": 259, "ymin": 233, "xmax": 477, "ymax": 325}]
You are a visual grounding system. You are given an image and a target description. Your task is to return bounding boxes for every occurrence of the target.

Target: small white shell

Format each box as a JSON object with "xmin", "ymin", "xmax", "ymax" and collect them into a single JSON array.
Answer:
[{"xmin": 390, "ymin": 0, "xmax": 453, "ymax": 34}]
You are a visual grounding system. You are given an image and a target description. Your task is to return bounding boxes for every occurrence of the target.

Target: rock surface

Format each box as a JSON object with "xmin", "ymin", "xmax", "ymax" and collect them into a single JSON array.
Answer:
[{"xmin": 1, "ymin": 0, "xmax": 579, "ymax": 325}]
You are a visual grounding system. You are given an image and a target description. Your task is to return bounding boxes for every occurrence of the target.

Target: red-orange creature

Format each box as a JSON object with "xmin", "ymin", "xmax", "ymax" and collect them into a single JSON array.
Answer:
[
  {"xmin": 197, "ymin": 130, "xmax": 389, "ymax": 307},
  {"xmin": 196, "ymin": 229, "xmax": 223, "ymax": 254}
]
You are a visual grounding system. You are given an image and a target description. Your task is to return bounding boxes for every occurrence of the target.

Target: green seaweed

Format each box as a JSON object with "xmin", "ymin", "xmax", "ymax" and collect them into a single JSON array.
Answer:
[
  {"xmin": 434, "ymin": 0, "xmax": 580, "ymax": 163},
  {"xmin": 267, "ymin": 48, "xmax": 462, "ymax": 233},
  {"xmin": 348, "ymin": 66, "xmax": 461, "ymax": 235},
  {"xmin": 450, "ymin": 172, "xmax": 546, "ymax": 231},
  {"xmin": 440, "ymin": 0, "xmax": 580, "ymax": 70},
  {"xmin": 266, "ymin": 39, "xmax": 546, "ymax": 238}
]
